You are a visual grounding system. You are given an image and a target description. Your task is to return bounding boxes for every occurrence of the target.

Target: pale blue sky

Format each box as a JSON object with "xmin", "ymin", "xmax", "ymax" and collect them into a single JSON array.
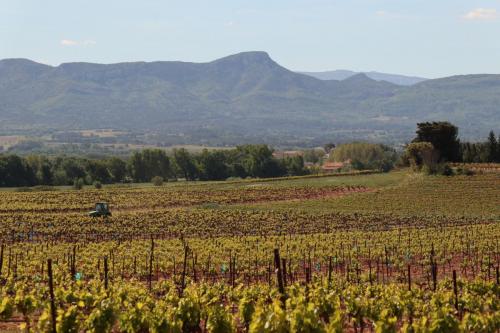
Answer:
[{"xmin": 1, "ymin": 0, "xmax": 500, "ymax": 78}]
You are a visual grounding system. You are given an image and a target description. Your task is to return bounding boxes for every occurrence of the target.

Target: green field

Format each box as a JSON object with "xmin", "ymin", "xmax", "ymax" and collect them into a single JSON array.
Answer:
[
  {"xmin": 232, "ymin": 172, "xmax": 500, "ymax": 219},
  {"xmin": 0, "ymin": 169, "xmax": 499, "ymax": 332}
]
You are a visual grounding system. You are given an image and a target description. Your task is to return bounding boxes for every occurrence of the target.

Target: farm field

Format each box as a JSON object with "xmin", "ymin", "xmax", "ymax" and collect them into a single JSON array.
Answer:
[{"xmin": 0, "ymin": 170, "xmax": 499, "ymax": 332}]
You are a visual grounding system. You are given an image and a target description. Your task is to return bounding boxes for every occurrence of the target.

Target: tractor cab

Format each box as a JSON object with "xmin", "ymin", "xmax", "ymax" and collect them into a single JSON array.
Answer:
[{"xmin": 88, "ymin": 202, "xmax": 112, "ymax": 217}]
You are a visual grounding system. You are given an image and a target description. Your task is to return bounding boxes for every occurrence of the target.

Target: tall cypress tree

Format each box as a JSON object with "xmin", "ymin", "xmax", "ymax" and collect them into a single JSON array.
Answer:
[{"xmin": 487, "ymin": 131, "xmax": 498, "ymax": 162}]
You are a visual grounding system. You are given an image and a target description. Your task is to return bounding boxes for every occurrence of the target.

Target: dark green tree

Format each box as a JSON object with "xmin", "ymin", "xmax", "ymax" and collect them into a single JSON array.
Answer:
[
  {"xmin": 283, "ymin": 156, "xmax": 307, "ymax": 176},
  {"xmin": 85, "ymin": 160, "xmax": 111, "ymax": 183},
  {"xmin": 107, "ymin": 157, "xmax": 127, "ymax": 183},
  {"xmin": 61, "ymin": 158, "xmax": 86, "ymax": 184},
  {"xmin": 173, "ymin": 148, "xmax": 198, "ymax": 180},
  {"xmin": 26, "ymin": 155, "xmax": 53, "ymax": 185},
  {"xmin": 413, "ymin": 122, "xmax": 460, "ymax": 162},
  {"xmin": 238, "ymin": 145, "xmax": 285, "ymax": 178},
  {"xmin": 0, "ymin": 155, "xmax": 36, "ymax": 187},
  {"xmin": 143, "ymin": 149, "xmax": 172, "ymax": 180},
  {"xmin": 128, "ymin": 149, "xmax": 172, "ymax": 182},
  {"xmin": 198, "ymin": 150, "xmax": 229, "ymax": 180},
  {"xmin": 487, "ymin": 131, "xmax": 498, "ymax": 162},
  {"xmin": 128, "ymin": 151, "xmax": 147, "ymax": 182}
]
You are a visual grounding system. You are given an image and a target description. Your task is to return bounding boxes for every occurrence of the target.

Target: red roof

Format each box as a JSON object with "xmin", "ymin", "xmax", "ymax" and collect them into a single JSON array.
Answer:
[{"xmin": 322, "ymin": 162, "xmax": 344, "ymax": 170}]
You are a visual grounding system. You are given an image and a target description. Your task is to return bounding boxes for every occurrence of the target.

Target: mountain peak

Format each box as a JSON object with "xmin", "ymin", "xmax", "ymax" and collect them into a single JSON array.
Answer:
[
  {"xmin": 0, "ymin": 52, "xmax": 497, "ymax": 143},
  {"xmin": 0, "ymin": 58, "xmax": 52, "ymax": 78},
  {"xmin": 211, "ymin": 51, "xmax": 274, "ymax": 66},
  {"xmin": 0, "ymin": 58, "xmax": 51, "ymax": 68},
  {"xmin": 343, "ymin": 73, "xmax": 374, "ymax": 83},
  {"xmin": 300, "ymin": 69, "xmax": 427, "ymax": 86}
]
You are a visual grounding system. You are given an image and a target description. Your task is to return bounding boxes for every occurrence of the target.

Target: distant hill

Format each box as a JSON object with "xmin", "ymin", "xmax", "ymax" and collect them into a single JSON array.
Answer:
[
  {"xmin": 299, "ymin": 70, "xmax": 428, "ymax": 86},
  {"xmin": 0, "ymin": 52, "xmax": 498, "ymax": 146}
]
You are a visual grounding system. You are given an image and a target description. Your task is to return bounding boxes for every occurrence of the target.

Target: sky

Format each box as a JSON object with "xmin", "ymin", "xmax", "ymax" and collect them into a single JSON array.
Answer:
[{"xmin": 1, "ymin": 0, "xmax": 500, "ymax": 78}]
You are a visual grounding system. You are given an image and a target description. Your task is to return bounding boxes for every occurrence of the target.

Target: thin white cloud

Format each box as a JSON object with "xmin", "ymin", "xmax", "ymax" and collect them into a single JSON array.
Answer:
[
  {"xmin": 224, "ymin": 21, "xmax": 236, "ymax": 27},
  {"xmin": 60, "ymin": 39, "xmax": 97, "ymax": 47},
  {"xmin": 60, "ymin": 39, "xmax": 78, "ymax": 46},
  {"xmin": 463, "ymin": 8, "xmax": 498, "ymax": 21}
]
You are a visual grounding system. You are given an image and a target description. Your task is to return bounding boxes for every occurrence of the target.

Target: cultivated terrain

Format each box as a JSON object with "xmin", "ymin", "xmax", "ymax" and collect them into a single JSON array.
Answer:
[{"xmin": 0, "ymin": 169, "xmax": 499, "ymax": 332}]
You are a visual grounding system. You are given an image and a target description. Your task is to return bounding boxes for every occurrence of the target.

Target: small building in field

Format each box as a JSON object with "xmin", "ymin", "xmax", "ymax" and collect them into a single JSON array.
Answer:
[{"xmin": 321, "ymin": 161, "xmax": 345, "ymax": 173}]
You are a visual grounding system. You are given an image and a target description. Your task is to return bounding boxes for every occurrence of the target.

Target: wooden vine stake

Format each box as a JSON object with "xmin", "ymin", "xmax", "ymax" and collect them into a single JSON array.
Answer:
[
  {"xmin": 273, "ymin": 249, "xmax": 285, "ymax": 307},
  {"xmin": 0, "ymin": 243, "xmax": 4, "ymax": 278},
  {"xmin": 180, "ymin": 245, "xmax": 189, "ymax": 297},
  {"xmin": 430, "ymin": 244, "xmax": 437, "ymax": 291},
  {"xmin": 70, "ymin": 245, "xmax": 76, "ymax": 280},
  {"xmin": 104, "ymin": 256, "xmax": 109, "ymax": 290},
  {"xmin": 453, "ymin": 270, "xmax": 459, "ymax": 312},
  {"xmin": 232, "ymin": 255, "xmax": 237, "ymax": 288},
  {"xmin": 407, "ymin": 264, "xmax": 411, "ymax": 291},
  {"xmin": 368, "ymin": 259, "xmax": 372, "ymax": 286},
  {"xmin": 328, "ymin": 256, "xmax": 333, "ymax": 288},
  {"xmin": 47, "ymin": 259, "xmax": 57, "ymax": 333},
  {"xmin": 282, "ymin": 258, "xmax": 287, "ymax": 287},
  {"xmin": 149, "ymin": 237, "xmax": 154, "ymax": 291}
]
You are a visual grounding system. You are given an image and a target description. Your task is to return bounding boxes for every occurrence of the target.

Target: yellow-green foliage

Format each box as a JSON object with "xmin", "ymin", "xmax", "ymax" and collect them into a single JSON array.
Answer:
[{"xmin": 330, "ymin": 142, "xmax": 395, "ymax": 170}]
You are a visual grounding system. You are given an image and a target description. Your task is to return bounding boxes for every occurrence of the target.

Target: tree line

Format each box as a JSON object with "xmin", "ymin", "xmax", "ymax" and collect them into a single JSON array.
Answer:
[
  {"xmin": 0, "ymin": 145, "xmax": 307, "ymax": 187},
  {"xmin": 330, "ymin": 142, "xmax": 397, "ymax": 172},
  {"xmin": 461, "ymin": 131, "xmax": 500, "ymax": 163},
  {"xmin": 1, "ymin": 122, "xmax": 498, "ymax": 187},
  {"xmin": 405, "ymin": 122, "xmax": 499, "ymax": 173}
]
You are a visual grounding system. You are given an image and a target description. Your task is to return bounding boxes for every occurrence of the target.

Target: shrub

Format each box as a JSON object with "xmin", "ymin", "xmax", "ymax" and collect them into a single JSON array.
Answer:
[
  {"xmin": 422, "ymin": 164, "xmax": 436, "ymax": 175},
  {"xmin": 332, "ymin": 142, "xmax": 397, "ymax": 171},
  {"xmin": 15, "ymin": 187, "xmax": 32, "ymax": 192},
  {"xmin": 73, "ymin": 178, "xmax": 84, "ymax": 190},
  {"xmin": 406, "ymin": 142, "xmax": 439, "ymax": 171},
  {"xmin": 456, "ymin": 167, "xmax": 474, "ymax": 176},
  {"xmin": 94, "ymin": 181, "xmax": 102, "ymax": 189},
  {"xmin": 201, "ymin": 203, "xmax": 220, "ymax": 209},
  {"xmin": 439, "ymin": 164, "xmax": 454, "ymax": 176},
  {"xmin": 464, "ymin": 168, "xmax": 475, "ymax": 176},
  {"xmin": 152, "ymin": 176, "xmax": 164, "ymax": 186},
  {"xmin": 32, "ymin": 185, "xmax": 57, "ymax": 191}
]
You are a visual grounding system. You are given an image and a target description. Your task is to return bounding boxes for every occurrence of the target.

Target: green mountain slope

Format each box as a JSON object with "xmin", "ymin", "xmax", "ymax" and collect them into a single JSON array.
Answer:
[{"xmin": 0, "ymin": 52, "xmax": 498, "ymax": 144}]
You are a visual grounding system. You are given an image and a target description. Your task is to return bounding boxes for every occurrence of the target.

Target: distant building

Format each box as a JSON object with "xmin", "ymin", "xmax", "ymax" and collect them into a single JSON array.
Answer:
[
  {"xmin": 272, "ymin": 150, "xmax": 304, "ymax": 159},
  {"xmin": 321, "ymin": 161, "xmax": 346, "ymax": 173}
]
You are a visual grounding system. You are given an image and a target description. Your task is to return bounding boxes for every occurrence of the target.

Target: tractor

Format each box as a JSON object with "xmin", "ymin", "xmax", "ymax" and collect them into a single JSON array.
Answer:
[{"xmin": 88, "ymin": 202, "xmax": 112, "ymax": 217}]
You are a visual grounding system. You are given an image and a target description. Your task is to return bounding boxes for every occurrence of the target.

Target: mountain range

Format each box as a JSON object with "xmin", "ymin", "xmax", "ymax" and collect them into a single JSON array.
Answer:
[
  {"xmin": 0, "ymin": 51, "xmax": 498, "ymax": 146},
  {"xmin": 299, "ymin": 70, "xmax": 427, "ymax": 86}
]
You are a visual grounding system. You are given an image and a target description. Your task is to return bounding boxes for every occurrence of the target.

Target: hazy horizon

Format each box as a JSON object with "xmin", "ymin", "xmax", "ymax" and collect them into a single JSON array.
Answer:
[
  {"xmin": 3, "ymin": 52, "xmax": 500, "ymax": 80},
  {"xmin": 2, "ymin": 0, "xmax": 500, "ymax": 79}
]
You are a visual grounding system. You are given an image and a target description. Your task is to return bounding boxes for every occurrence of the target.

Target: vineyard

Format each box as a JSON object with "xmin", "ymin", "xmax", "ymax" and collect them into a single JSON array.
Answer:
[{"xmin": 0, "ymin": 170, "xmax": 499, "ymax": 332}]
